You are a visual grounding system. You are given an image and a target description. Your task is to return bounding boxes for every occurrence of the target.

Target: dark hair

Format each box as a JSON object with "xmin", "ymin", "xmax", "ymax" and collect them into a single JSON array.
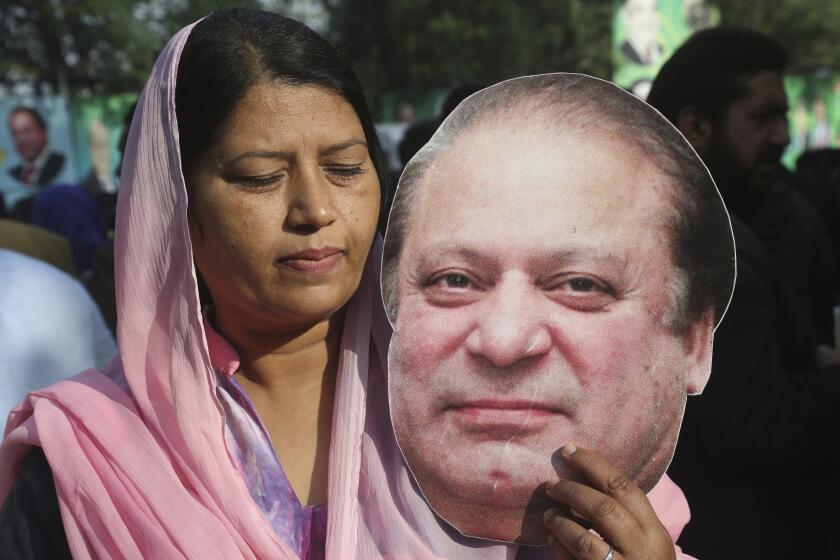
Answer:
[
  {"xmin": 175, "ymin": 8, "xmax": 386, "ymax": 213},
  {"xmin": 647, "ymin": 27, "xmax": 787, "ymax": 124},
  {"xmin": 9, "ymin": 106, "xmax": 47, "ymax": 131},
  {"xmin": 383, "ymin": 74, "xmax": 735, "ymax": 334}
]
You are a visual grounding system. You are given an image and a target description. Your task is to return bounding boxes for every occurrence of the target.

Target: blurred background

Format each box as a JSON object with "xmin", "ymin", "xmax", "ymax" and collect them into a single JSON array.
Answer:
[{"xmin": 2, "ymin": 0, "xmax": 839, "ymax": 206}]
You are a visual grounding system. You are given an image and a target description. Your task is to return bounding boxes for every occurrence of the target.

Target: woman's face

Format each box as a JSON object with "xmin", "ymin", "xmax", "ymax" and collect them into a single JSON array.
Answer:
[{"xmin": 187, "ymin": 82, "xmax": 380, "ymax": 329}]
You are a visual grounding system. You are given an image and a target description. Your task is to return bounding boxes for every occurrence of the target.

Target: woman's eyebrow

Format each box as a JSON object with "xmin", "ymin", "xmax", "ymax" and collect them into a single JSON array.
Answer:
[
  {"xmin": 321, "ymin": 138, "xmax": 368, "ymax": 156},
  {"xmin": 221, "ymin": 150, "xmax": 293, "ymax": 166},
  {"xmin": 220, "ymin": 140, "xmax": 367, "ymax": 165}
]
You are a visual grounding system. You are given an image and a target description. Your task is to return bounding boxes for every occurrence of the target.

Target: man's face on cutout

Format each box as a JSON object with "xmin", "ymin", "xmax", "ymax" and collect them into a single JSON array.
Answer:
[
  {"xmin": 9, "ymin": 110, "xmax": 47, "ymax": 162},
  {"xmin": 388, "ymin": 122, "xmax": 706, "ymax": 544},
  {"xmin": 706, "ymin": 70, "xmax": 789, "ymax": 199}
]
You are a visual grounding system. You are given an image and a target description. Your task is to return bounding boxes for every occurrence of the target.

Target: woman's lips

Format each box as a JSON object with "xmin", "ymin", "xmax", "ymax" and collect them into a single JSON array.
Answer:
[{"xmin": 275, "ymin": 247, "xmax": 344, "ymax": 275}]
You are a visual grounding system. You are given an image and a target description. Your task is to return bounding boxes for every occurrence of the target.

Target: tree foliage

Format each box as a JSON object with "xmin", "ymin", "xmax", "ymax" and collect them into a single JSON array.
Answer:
[
  {"xmin": 320, "ymin": 0, "xmax": 612, "ymax": 106},
  {"xmin": 712, "ymin": 0, "xmax": 840, "ymax": 75},
  {"xmin": 0, "ymin": 0, "xmax": 259, "ymax": 96},
  {"xmin": 3, "ymin": 0, "xmax": 839, "ymax": 103}
]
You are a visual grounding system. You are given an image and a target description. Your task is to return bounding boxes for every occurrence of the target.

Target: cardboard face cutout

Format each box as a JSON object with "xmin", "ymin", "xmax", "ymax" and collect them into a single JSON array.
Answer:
[{"xmin": 381, "ymin": 73, "xmax": 735, "ymax": 545}]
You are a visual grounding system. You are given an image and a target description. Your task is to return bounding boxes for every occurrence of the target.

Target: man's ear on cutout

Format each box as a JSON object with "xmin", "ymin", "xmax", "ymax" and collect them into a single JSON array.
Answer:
[
  {"xmin": 675, "ymin": 106, "xmax": 713, "ymax": 157},
  {"xmin": 683, "ymin": 308, "xmax": 715, "ymax": 395}
]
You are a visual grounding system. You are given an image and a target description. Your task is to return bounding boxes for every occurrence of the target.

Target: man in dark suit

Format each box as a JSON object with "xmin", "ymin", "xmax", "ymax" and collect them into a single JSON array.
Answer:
[
  {"xmin": 648, "ymin": 28, "xmax": 840, "ymax": 559},
  {"xmin": 7, "ymin": 106, "xmax": 65, "ymax": 187}
]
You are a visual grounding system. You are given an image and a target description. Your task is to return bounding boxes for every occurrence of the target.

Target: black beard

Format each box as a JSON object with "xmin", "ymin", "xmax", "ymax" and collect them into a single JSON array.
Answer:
[{"xmin": 703, "ymin": 134, "xmax": 783, "ymax": 220}]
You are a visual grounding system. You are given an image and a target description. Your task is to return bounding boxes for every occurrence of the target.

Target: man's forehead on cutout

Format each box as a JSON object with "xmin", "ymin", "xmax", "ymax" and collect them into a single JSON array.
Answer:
[
  {"xmin": 417, "ymin": 122, "xmax": 673, "ymax": 214},
  {"xmin": 402, "ymin": 126, "xmax": 676, "ymax": 271}
]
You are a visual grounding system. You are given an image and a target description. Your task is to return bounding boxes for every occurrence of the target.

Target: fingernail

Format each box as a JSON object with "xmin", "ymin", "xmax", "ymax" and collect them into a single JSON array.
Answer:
[
  {"xmin": 547, "ymin": 533, "xmax": 555, "ymax": 544},
  {"xmin": 545, "ymin": 479, "xmax": 559, "ymax": 494},
  {"xmin": 561, "ymin": 443, "xmax": 577, "ymax": 457},
  {"xmin": 543, "ymin": 508, "xmax": 557, "ymax": 522}
]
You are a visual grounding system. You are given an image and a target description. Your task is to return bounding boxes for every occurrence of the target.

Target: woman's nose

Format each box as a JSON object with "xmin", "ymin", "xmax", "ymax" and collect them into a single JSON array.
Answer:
[
  {"xmin": 286, "ymin": 166, "xmax": 339, "ymax": 231},
  {"xmin": 464, "ymin": 280, "xmax": 551, "ymax": 368}
]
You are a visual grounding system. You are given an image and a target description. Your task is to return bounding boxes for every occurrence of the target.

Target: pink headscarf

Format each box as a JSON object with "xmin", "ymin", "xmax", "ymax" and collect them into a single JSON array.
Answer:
[{"xmin": 0, "ymin": 21, "xmax": 693, "ymax": 560}]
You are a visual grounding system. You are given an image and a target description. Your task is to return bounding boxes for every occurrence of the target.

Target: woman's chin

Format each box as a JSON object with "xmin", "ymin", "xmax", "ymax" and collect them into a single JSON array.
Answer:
[{"xmin": 254, "ymin": 291, "xmax": 354, "ymax": 327}]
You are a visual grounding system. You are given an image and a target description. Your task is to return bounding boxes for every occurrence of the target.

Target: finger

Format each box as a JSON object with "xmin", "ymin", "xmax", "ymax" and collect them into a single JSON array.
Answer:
[
  {"xmin": 547, "ymin": 533, "xmax": 575, "ymax": 560},
  {"xmin": 546, "ymin": 478, "xmax": 637, "ymax": 552},
  {"xmin": 557, "ymin": 443, "xmax": 660, "ymax": 527},
  {"xmin": 544, "ymin": 509, "xmax": 617, "ymax": 560}
]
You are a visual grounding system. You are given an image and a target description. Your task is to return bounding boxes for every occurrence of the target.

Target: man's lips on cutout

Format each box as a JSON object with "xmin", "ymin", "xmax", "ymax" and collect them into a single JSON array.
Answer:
[
  {"xmin": 275, "ymin": 247, "xmax": 344, "ymax": 274},
  {"xmin": 445, "ymin": 398, "xmax": 564, "ymax": 437}
]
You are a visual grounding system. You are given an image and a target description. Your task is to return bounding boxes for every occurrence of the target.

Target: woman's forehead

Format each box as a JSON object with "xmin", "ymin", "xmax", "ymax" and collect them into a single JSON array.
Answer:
[{"xmin": 214, "ymin": 82, "xmax": 365, "ymax": 153}]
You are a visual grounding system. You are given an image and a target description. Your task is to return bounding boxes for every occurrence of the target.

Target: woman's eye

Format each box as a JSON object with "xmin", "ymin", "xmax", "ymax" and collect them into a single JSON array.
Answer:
[
  {"xmin": 324, "ymin": 165, "xmax": 365, "ymax": 183},
  {"xmin": 231, "ymin": 174, "xmax": 283, "ymax": 190}
]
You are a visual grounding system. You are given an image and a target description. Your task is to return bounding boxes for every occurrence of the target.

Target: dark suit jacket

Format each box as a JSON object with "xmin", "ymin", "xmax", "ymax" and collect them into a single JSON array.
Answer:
[
  {"xmin": 746, "ymin": 176, "xmax": 836, "ymax": 342},
  {"xmin": 670, "ymin": 218, "xmax": 840, "ymax": 559},
  {"xmin": 9, "ymin": 152, "xmax": 65, "ymax": 186}
]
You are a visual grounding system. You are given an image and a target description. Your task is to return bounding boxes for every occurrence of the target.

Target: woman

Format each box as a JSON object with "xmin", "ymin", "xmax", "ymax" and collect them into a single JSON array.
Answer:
[{"xmin": 0, "ymin": 9, "xmax": 689, "ymax": 560}]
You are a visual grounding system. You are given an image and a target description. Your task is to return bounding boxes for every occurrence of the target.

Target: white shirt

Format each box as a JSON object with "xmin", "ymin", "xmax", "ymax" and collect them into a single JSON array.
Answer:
[{"xmin": 0, "ymin": 249, "xmax": 117, "ymax": 418}]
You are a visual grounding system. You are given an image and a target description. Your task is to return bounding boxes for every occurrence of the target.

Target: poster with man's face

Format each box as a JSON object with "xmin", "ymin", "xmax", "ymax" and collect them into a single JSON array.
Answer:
[
  {"xmin": 381, "ymin": 74, "xmax": 735, "ymax": 545},
  {"xmin": 612, "ymin": 0, "xmax": 719, "ymax": 99},
  {"xmin": 0, "ymin": 98, "xmax": 75, "ymax": 208}
]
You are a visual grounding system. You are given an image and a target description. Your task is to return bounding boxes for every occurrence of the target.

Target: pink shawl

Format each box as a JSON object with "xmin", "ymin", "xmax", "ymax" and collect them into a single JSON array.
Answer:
[{"xmin": 0, "ymin": 22, "xmax": 693, "ymax": 560}]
